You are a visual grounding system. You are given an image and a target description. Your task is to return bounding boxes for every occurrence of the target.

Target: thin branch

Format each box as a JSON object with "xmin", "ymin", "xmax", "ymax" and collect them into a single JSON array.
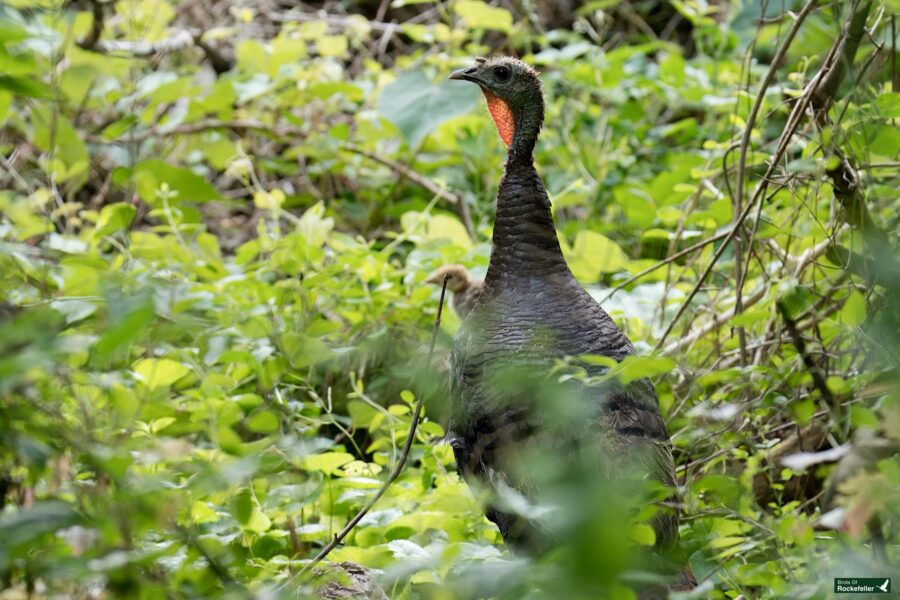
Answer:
[
  {"xmin": 343, "ymin": 144, "xmax": 476, "ymax": 241},
  {"xmin": 599, "ymin": 229, "xmax": 729, "ymax": 304},
  {"xmin": 91, "ymin": 29, "xmax": 196, "ymax": 57},
  {"xmin": 295, "ymin": 274, "xmax": 451, "ymax": 578},
  {"xmin": 89, "ymin": 119, "xmax": 305, "ymax": 144},
  {"xmin": 663, "ymin": 226, "xmax": 846, "ymax": 357},
  {"xmin": 270, "ymin": 10, "xmax": 401, "ymax": 34},
  {"xmin": 806, "ymin": 0, "xmax": 889, "ymax": 254},
  {"xmin": 810, "ymin": 0, "xmax": 874, "ymax": 111},
  {"xmin": 777, "ymin": 301, "xmax": 836, "ymax": 407},
  {"xmin": 0, "ymin": 152, "xmax": 34, "ymax": 194},
  {"xmin": 76, "ymin": 0, "xmax": 105, "ymax": 51},
  {"xmin": 176, "ymin": 525, "xmax": 243, "ymax": 591},
  {"xmin": 662, "ymin": 284, "xmax": 769, "ymax": 356}
]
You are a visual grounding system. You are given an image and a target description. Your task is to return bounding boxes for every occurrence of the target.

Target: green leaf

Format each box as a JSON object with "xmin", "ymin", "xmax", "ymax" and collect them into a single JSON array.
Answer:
[
  {"xmin": 150, "ymin": 417, "xmax": 176, "ymax": 434},
  {"xmin": 850, "ymin": 404, "xmax": 878, "ymax": 428},
  {"xmin": 281, "ymin": 333, "xmax": 334, "ymax": 369},
  {"xmin": 317, "ymin": 35, "xmax": 348, "ymax": 58},
  {"xmin": 453, "ymin": 0, "xmax": 514, "ymax": 32},
  {"xmin": 133, "ymin": 358, "xmax": 191, "ymax": 389},
  {"xmin": 421, "ymin": 213, "xmax": 472, "ymax": 248},
  {"xmin": 628, "ymin": 522, "xmax": 656, "ymax": 546},
  {"xmin": 244, "ymin": 506, "xmax": 271, "ymax": 533},
  {"xmin": 302, "ymin": 452, "xmax": 355, "ymax": 475},
  {"xmin": 841, "ymin": 291, "xmax": 866, "ymax": 327},
  {"xmin": 875, "ymin": 92, "xmax": 900, "ymax": 118},
  {"xmin": 378, "ymin": 70, "xmax": 479, "ymax": 144},
  {"xmin": 190, "ymin": 501, "xmax": 219, "ymax": 524},
  {"xmin": 564, "ymin": 231, "xmax": 630, "ymax": 281},
  {"xmin": 31, "ymin": 105, "xmax": 89, "ymax": 184},
  {"xmin": 94, "ymin": 203, "xmax": 136, "ymax": 238},
  {"xmin": 133, "ymin": 159, "xmax": 222, "ymax": 205},
  {"xmin": 0, "ymin": 501, "xmax": 80, "ymax": 547},
  {"xmin": 232, "ymin": 489, "xmax": 271, "ymax": 532},
  {"xmin": 607, "ymin": 355, "xmax": 676, "ymax": 384},
  {"xmin": 246, "ymin": 410, "xmax": 280, "ymax": 434},
  {"xmin": 0, "ymin": 75, "xmax": 52, "ymax": 99}
]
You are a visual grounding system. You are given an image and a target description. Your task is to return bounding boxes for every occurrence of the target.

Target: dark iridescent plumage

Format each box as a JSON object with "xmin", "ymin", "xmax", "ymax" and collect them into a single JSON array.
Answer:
[{"xmin": 447, "ymin": 57, "xmax": 681, "ymax": 555}]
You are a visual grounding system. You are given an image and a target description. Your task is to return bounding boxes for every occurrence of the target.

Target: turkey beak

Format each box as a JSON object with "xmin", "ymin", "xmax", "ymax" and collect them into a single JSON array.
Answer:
[
  {"xmin": 425, "ymin": 273, "xmax": 441, "ymax": 284},
  {"xmin": 449, "ymin": 66, "xmax": 481, "ymax": 83}
]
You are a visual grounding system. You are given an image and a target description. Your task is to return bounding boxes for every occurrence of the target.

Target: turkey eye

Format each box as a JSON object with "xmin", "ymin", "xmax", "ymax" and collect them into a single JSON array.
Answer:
[{"xmin": 493, "ymin": 66, "xmax": 511, "ymax": 81}]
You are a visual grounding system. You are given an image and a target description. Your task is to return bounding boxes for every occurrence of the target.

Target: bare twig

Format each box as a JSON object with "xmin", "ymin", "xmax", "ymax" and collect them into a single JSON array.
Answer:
[
  {"xmin": 90, "ymin": 29, "xmax": 196, "ymax": 57},
  {"xmin": 777, "ymin": 301, "xmax": 836, "ymax": 407},
  {"xmin": 810, "ymin": 0, "xmax": 874, "ymax": 111},
  {"xmin": 76, "ymin": 0, "xmax": 105, "ymax": 51},
  {"xmin": 270, "ymin": 10, "xmax": 401, "ymax": 35},
  {"xmin": 176, "ymin": 525, "xmax": 243, "ymax": 590},
  {"xmin": 662, "ymin": 284, "xmax": 769, "ymax": 356},
  {"xmin": 662, "ymin": 223, "xmax": 846, "ymax": 357},
  {"xmin": 806, "ymin": 0, "xmax": 888, "ymax": 254},
  {"xmin": 91, "ymin": 119, "xmax": 305, "ymax": 144},
  {"xmin": 599, "ymin": 229, "xmax": 729, "ymax": 303},
  {"xmin": 343, "ymin": 144, "xmax": 476, "ymax": 240},
  {"xmin": 295, "ymin": 274, "xmax": 451, "ymax": 578},
  {"xmin": 0, "ymin": 152, "xmax": 34, "ymax": 194}
]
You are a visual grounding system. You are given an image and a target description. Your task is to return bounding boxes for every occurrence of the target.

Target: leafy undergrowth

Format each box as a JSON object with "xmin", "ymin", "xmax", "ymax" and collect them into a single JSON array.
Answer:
[{"xmin": 1, "ymin": 1, "xmax": 898, "ymax": 598}]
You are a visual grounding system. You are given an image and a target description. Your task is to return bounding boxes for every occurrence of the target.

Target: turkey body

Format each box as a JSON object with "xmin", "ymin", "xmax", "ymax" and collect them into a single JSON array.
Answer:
[{"xmin": 447, "ymin": 62, "xmax": 679, "ymax": 554}]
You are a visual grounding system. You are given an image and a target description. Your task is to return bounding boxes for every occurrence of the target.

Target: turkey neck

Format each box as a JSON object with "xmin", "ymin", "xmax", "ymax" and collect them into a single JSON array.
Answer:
[{"xmin": 484, "ymin": 157, "xmax": 571, "ymax": 292}]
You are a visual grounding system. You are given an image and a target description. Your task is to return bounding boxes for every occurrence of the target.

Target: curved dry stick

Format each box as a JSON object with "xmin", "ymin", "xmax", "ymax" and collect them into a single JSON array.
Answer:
[{"xmin": 296, "ymin": 274, "xmax": 451, "ymax": 578}]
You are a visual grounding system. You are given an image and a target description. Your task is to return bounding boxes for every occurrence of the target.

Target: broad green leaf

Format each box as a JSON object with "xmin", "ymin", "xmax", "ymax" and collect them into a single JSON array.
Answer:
[
  {"xmin": 246, "ymin": 410, "xmax": 280, "ymax": 434},
  {"xmin": 190, "ymin": 501, "xmax": 219, "ymax": 524},
  {"xmin": 31, "ymin": 105, "xmax": 89, "ymax": 184},
  {"xmin": 133, "ymin": 358, "xmax": 191, "ymax": 389},
  {"xmin": 628, "ymin": 522, "xmax": 656, "ymax": 546},
  {"xmin": 453, "ymin": 0, "xmax": 514, "ymax": 32},
  {"xmin": 841, "ymin": 291, "xmax": 866, "ymax": 327},
  {"xmin": 607, "ymin": 355, "xmax": 676, "ymax": 384},
  {"xmin": 281, "ymin": 332, "xmax": 333, "ymax": 369},
  {"xmin": 94, "ymin": 203, "xmax": 136, "ymax": 238},
  {"xmin": 378, "ymin": 70, "xmax": 479, "ymax": 144},
  {"xmin": 875, "ymin": 92, "xmax": 900, "ymax": 117},
  {"xmin": 133, "ymin": 159, "xmax": 221, "ymax": 205},
  {"xmin": 244, "ymin": 506, "xmax": 271, "ymax": 533},
  {"xmin": 0, "ymin": 75, "xmax": 52, "ymax": 99},
  {"xmin": 150, "ymin": 417, "xmax": 176, "ymax": 434},
  {"xmin": 302, "ymin": 452, "xmax": 355, "ymax": 475},
  {"xmin": 424, "ymin": 213, "xmax": 471, "ymax": 248},
  {"xmin": 0, "ymin": 501, "xmax": 80, "ymax": 547},
  {"xmin": 317, "ymin": 35, "xmax": 348, "ymax": 58},
  {"xmin": 564, "ymin": 230, "xmax": 630, "ymax": 280}
]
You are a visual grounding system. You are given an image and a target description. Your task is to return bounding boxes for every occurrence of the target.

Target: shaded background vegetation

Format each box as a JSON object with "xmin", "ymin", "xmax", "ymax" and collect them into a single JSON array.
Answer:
[{"xmin": 0, "ymin": 0, "xmax": 898, "ymax": 597}]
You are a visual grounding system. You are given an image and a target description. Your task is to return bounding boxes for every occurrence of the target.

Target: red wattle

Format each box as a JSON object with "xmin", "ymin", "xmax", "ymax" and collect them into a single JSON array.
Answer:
[{"xmin": 482, "ymin": 90, "xmax": 515, "ymax": 148}]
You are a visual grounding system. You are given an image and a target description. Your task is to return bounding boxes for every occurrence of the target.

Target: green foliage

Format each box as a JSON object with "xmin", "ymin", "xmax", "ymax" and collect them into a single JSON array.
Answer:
[{"xmin": 0, "ymin": 0, "xmax": 898, "ymax": 598}]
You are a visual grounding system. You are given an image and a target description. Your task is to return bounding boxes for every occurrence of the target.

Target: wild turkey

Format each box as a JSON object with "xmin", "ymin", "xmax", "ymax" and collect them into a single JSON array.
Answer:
[
  {"xmin": 426, "ymin": 264, "xmax": 484, "ymax": 319},
  {"xmin": 447, "ymin": 57, "xmax": 689, "ymax": 582}
]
